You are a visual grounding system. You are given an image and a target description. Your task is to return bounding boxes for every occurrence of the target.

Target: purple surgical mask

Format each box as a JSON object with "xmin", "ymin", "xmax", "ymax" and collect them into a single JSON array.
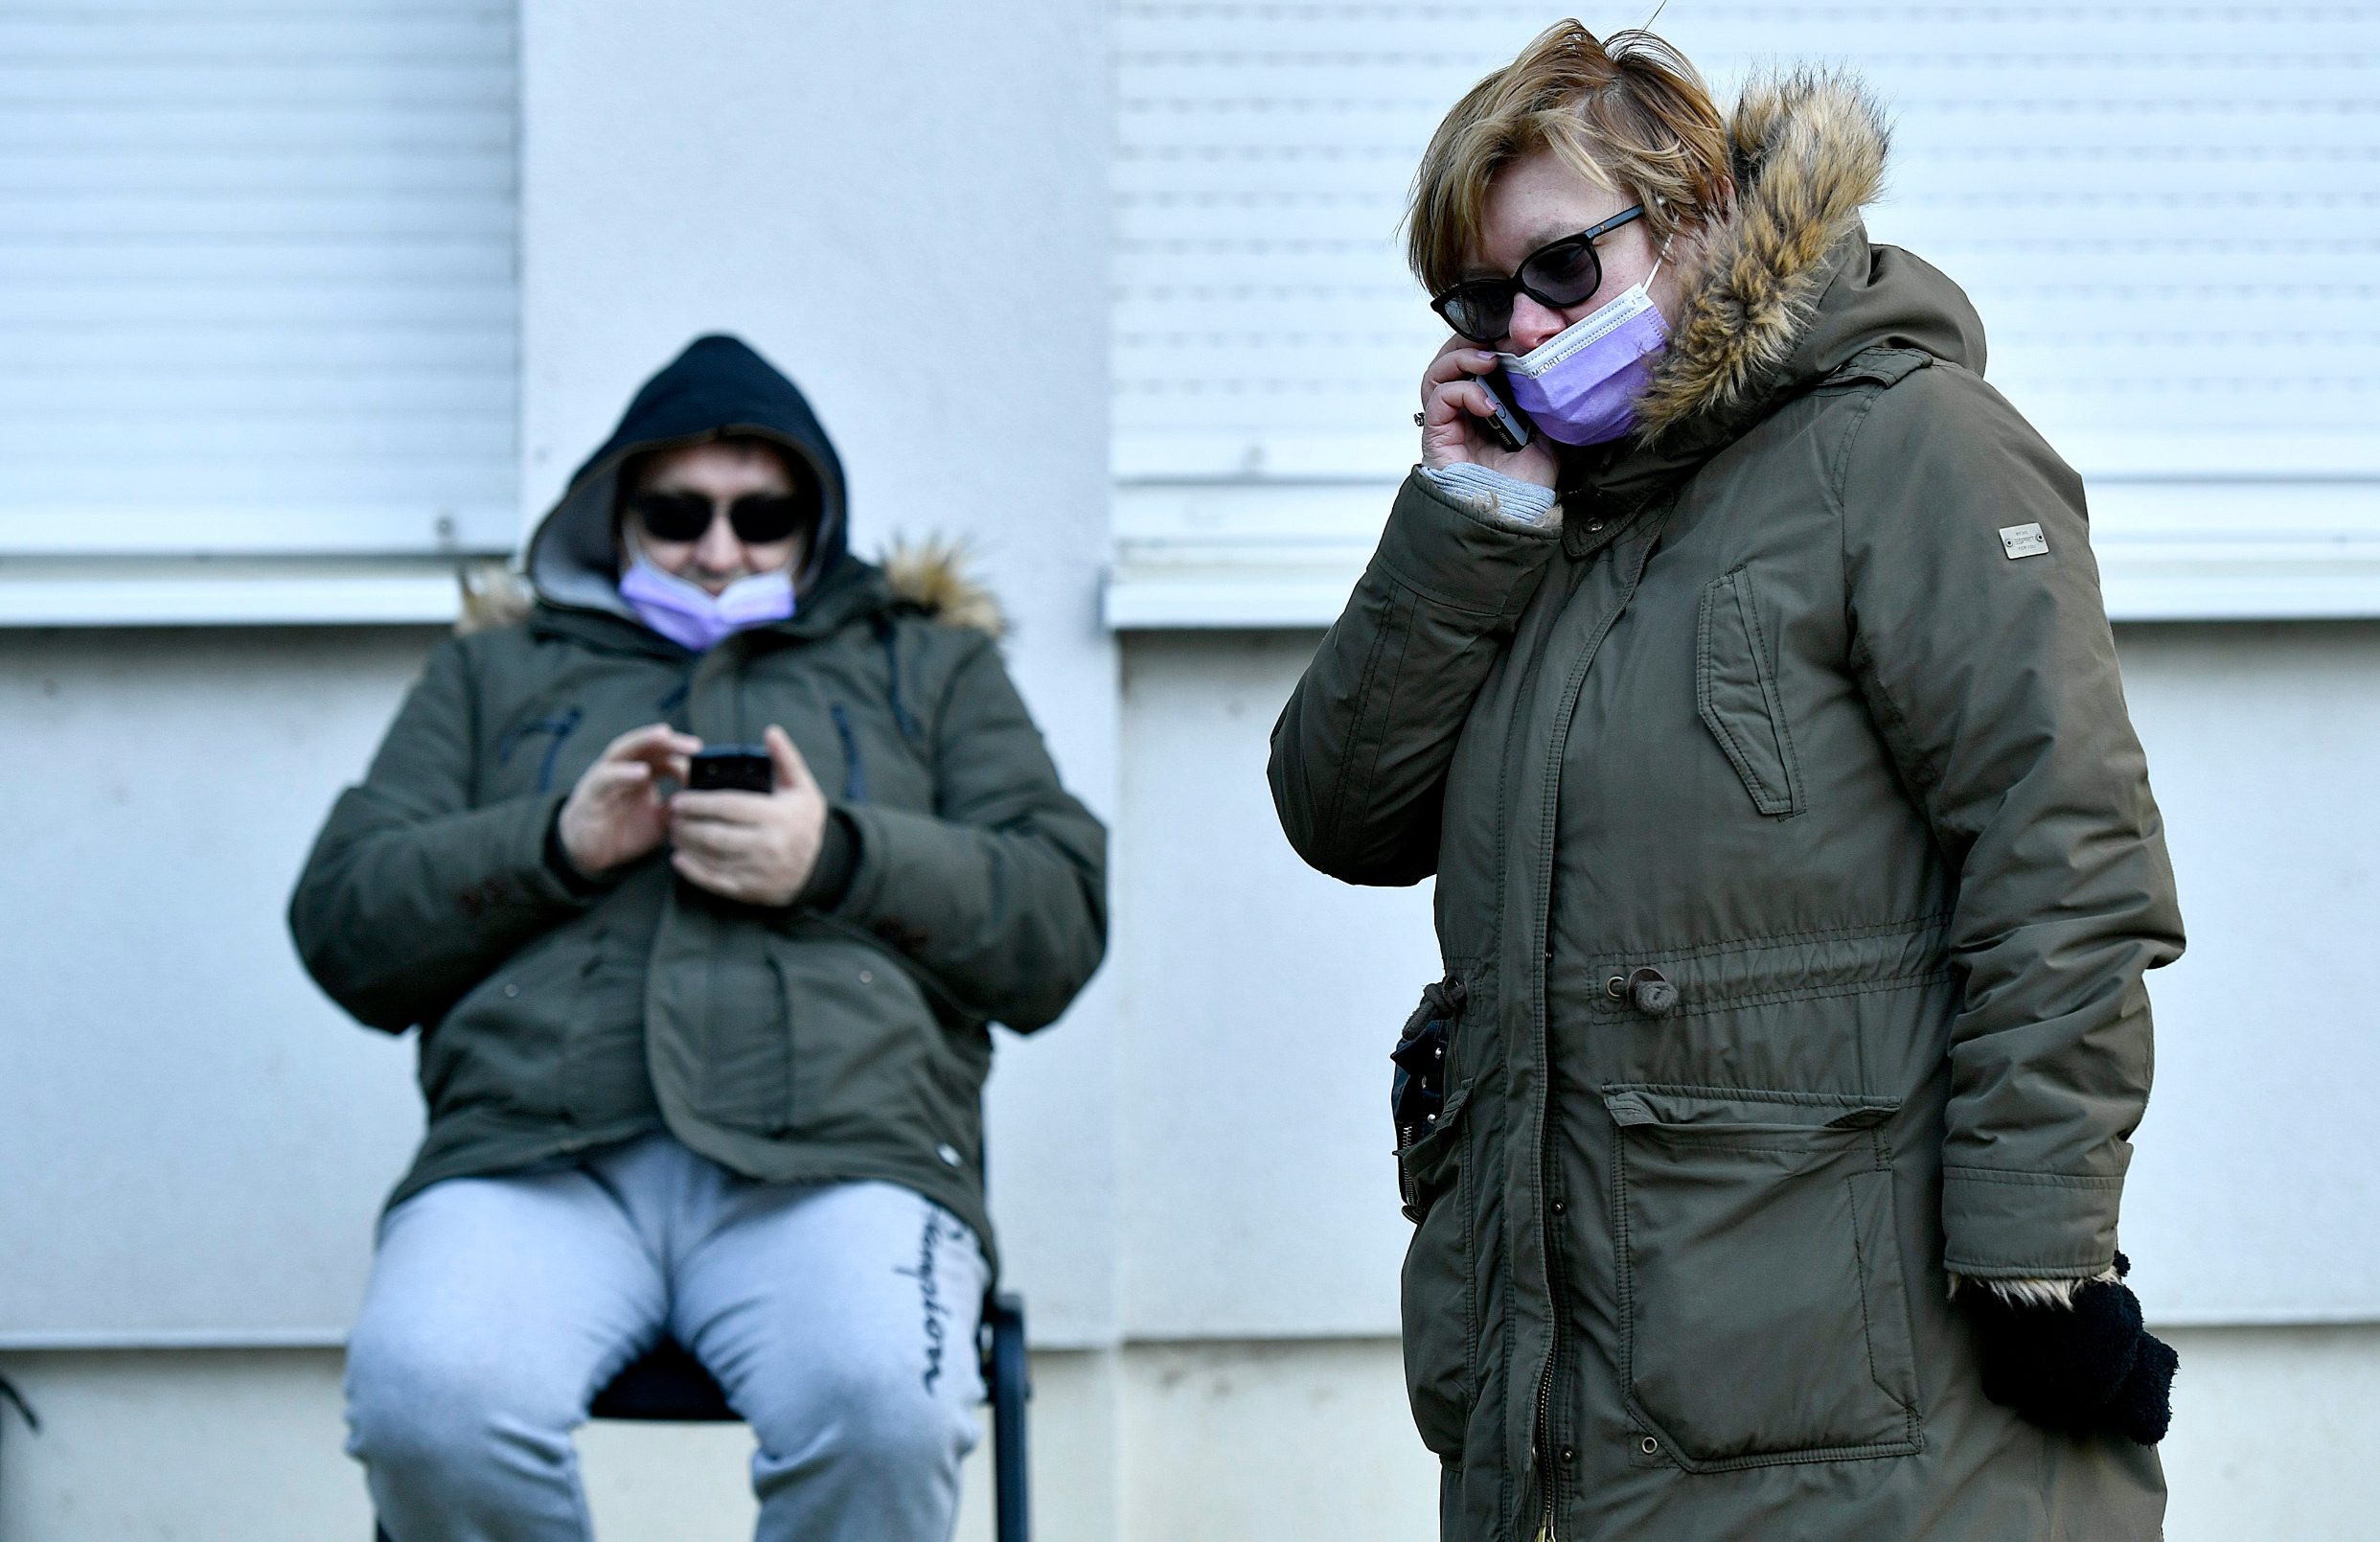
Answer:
[
  {"xmin": 1495, "ymin": 252, "xmax": 1670, "ymax": 447},
  {"xmin": 618, "ymin": 547, "xmax": 795, "ymax": 652}
]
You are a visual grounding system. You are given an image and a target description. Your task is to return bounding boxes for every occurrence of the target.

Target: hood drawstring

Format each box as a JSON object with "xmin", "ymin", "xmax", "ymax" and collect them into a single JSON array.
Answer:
[
  {"xmin": 828, "ymin": 703, "xmax": 869, "ymax": 803},
  {"xmin": 873, "ymin": 615, "xmax": 923, "ymax": 744}
]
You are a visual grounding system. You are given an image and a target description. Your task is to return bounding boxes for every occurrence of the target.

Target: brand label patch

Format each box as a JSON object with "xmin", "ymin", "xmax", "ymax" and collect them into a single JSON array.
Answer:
[{"xmin": 2000, "ymin": 523, "xmax": 2049, "ymax": 560}]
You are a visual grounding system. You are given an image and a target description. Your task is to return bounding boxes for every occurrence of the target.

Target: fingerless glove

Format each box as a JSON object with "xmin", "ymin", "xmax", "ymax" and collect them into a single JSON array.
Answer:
[{"xmin": 1964, "ymin": 1252, "xmax": 2177, "ymax": 1445}]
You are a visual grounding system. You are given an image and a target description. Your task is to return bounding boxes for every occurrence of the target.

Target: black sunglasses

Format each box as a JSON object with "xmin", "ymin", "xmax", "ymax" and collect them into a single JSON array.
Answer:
[
  {"xmin": 1430, "ymin": 205, "xmax": 1647, "ymax": 345},
  {"xmin": 626, "ymin": 490, "xmax": 809, "ymax": 546}
]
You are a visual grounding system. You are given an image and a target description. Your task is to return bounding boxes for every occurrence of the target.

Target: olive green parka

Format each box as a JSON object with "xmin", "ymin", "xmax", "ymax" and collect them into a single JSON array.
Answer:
[
  {"xmin": 1271, "ymin": 77, "xmax": 2182, "ymax": 1540},
  {"xmin": 291, "ymin": 336, "xmax": 1108, "ymax": 1265}
]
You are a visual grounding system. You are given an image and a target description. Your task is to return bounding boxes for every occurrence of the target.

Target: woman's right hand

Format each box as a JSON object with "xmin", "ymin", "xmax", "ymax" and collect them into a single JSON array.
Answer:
[
  {"xmin": 1419, "ymin": 338, "xmax": 1559, "ymax": 487},
  {"xmin": 557, "ymin": 723, "xmax": 701, "ymax": 877}
]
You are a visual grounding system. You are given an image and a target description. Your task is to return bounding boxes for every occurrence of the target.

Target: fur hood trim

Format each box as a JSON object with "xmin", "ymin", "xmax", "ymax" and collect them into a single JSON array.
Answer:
[
  {"xmin": 1633, "ymin": 69, "xmax": 1890, "ymax": 438},
  {"xmin": 881, "ymin": 535, "xmax": 1007, "ymax": 638},
  {"xmin": 457, "ymin": 559, "xmax": 533, "ymax": 635},
  {"xmin": 454, "ymin": 537, "xmax": 1004, "ymax": 639}
]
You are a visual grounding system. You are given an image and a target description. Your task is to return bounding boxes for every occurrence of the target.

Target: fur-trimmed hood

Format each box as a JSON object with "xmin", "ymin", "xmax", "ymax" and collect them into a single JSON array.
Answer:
[
  {"xmin": 458, "ymin": 333, "xmax": 1005, "ymax": 640},
  {"xmin": 879, "ymin": 535, "xmax": 1006, "ymax": 638},
  {"xmin": 1630, "ymin": 70, "xmax": 1985, "ymax": 447},
  {"xmin": 527, "ymin": 334, "xmax": 851, "ymax": 623}
]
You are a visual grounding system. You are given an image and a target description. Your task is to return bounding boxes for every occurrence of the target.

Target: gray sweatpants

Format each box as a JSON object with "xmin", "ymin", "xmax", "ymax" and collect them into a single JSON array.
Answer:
[{"xmin": 344, "ymin": 1133, "xmax": 988, "ymax": 1542}]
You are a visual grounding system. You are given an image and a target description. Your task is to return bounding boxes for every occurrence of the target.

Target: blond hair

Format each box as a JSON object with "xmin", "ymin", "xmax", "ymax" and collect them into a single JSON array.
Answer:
[{"xmin": 1406, "ymin": 21, "xmax": 1731, "ymax": 295}]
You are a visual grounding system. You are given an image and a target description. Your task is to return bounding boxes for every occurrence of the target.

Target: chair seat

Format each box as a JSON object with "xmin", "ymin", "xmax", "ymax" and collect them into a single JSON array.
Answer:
[{"xmin": 588, "ymin": 1337, "xmax": 736, "ymax": 1422}]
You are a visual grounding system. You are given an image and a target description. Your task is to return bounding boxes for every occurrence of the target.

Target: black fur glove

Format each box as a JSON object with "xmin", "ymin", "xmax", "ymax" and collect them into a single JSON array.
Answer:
[{"xmin": 1964, "ymin": 1253, "xmax": 2177, "ymax": 1444}]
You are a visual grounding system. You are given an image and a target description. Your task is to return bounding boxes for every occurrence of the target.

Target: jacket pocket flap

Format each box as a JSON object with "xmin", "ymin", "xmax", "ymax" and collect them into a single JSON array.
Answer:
[
  {"xmin": 1695, "ymin": 567, "xmax": 1804, "ymax": 817},
  {"xmin": 1606, "ymin": 1084, "xmax": 1922, "ymax": 1467},
  {"xmin": 1399, "ymin": 1084, "xmax": 1473, "ymax": 1188},
  {"xmin": 1603, "ymin": 1086, "xmax": 1898, "ymax": 1135}
]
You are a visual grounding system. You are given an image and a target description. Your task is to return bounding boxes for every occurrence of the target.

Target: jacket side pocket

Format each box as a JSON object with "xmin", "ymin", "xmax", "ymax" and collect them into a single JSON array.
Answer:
[
  {"xmin": 1399, "ymin": 1084, "xmax": 1475, "ymax": 1460},
  {"xmin": 1608, "ymin": 1086, "xmax": 1920, "ymax": 1471},
  {"xmin": 1696, "ymin": 567, "xmax": 1804, "ymax": 817},
  {"xmin": 776, "ymin": 934, "xmax": 936, "ymax": 1146},
  {"xmin": 422, "ymin": 932, "xmax": 588, "ymax": 1118},
  {"xmin": 1392, "ymin": 973, "xmax": 1466, "ymax": 1218}
]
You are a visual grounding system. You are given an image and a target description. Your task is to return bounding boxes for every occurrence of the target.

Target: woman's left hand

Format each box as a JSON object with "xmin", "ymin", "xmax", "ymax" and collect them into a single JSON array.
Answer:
[{"xmin": 667, "ymin": 725, "xmax": 827, "ymax": 906}]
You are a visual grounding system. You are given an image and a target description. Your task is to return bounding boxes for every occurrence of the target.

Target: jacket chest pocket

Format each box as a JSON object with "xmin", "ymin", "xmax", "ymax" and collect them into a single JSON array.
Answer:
[
  {"xmin": 1606, "ymin": 1087, "xmax": 1920, "ymax": 1471},
  {"xmin": 1696, "ymin": 568, "xmax": 1804, "ymax": 817}
]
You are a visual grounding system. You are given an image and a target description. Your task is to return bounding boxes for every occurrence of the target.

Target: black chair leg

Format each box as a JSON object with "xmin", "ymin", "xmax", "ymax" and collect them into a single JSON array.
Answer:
[{"xmin": 984, "ymin": 1291, "xmax": 1031, "ymax": 1542}]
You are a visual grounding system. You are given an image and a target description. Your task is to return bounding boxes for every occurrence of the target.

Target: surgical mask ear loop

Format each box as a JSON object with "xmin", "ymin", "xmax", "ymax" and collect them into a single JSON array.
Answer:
[{"xmin": 1637, "ymin": 229, "xmax": 1676, "ymax": 296}]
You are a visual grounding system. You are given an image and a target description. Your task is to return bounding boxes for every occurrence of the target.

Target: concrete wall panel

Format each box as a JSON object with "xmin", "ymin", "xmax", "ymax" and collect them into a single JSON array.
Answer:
[{"xmin": 0, "ymin": 628, "xmax": 439, "ymax": 1342}]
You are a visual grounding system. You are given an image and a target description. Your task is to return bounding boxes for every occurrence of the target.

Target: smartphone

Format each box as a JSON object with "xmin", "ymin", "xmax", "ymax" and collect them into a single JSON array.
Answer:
[
  {"xmin": 687, "ymin": 745, "xmax": 773, "ymax": 794},
  {"xmin": 1476, "ymin": 368, "xmax": 1535, "ymax": 452}
]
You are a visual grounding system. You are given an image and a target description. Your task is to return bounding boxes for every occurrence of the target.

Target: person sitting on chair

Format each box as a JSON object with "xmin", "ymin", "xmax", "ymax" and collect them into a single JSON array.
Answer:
[{"xmin": 290, "ymin": 333, "xmax": 1107, "ymax": 1542}]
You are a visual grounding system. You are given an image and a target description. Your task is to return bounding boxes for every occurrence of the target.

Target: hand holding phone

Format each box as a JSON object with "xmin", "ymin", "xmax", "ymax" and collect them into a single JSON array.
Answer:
[
  {"xmin": 669, "ymin": 726, "xmax": 827, "ymax": 909},
  {"xmin": 556, "ymin": 723, "xmax": 702, "ymax": 878},
  {"xmin": 1473, "ymin": 367, "xmax": 1534, "ymax": 452},
  {"xmin": 1418, "ymin": 341, "xmax": 1556, "ymax": 485},
  {"xmin": 687, "ymin": 745, "xmax": 774, "ymax": 794}
]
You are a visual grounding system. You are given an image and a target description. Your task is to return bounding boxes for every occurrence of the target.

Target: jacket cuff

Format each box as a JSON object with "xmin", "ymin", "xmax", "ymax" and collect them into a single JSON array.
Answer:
[
  {"xmin": 794, "ymin": 807, "xmax": 859, "ymax": 910},
  {"xmin": 1370, "ymin": 466, "xmax": 1562, "ymax": 627},
  {"xmin": 820, "ymin": 802, "xmax": 984, "ymax": 963},
  {"xmin": 540, "ymin": 798, "xmax": 612, "ymax": 898},
  {"xmin": 1941, "ymin": 1165, "xmax": 2123, "ymax": 1279},
  {"xmin": 1420, "ymin": 462, "xmax": 1561, "ymax": 528},
  {"xmin": 827, "ymin": 803, "xmax": 927, "ymax": 930}
]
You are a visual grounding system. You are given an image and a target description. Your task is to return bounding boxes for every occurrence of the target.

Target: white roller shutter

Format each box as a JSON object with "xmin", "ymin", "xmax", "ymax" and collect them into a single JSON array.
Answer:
[
  {"xmin": 1111, "ymin": 3, "xmax": 2380, "ymax": 622},
  {"xmin": 0, "ymin": 1, "xmax": 517, "ymax": 560}
]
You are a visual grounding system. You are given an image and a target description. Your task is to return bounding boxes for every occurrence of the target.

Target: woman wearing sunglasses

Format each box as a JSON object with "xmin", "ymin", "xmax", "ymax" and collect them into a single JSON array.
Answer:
[
  {"xmin": 1271, "ymin": 23, "xmax": 2182, "ymax": 1541},
  {"xmin": 294, "ymin": 333, "xmax": 1106, "ymax": 1540}
]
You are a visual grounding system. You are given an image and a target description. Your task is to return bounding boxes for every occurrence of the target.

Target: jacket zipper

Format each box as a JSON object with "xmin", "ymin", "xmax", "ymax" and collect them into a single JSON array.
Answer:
[
  {"xmin": 1531, "ymin": 590, "xmax": 1583, "ymax": 1542},
  {"xmin": 1525, "ymin": 510, "xmax": 1650, "ymax": 1542},
  {"xmin": 495, "ymin": 708, "xmax": 584, "ymax": 794},
  {"xmin": 1533, "ymin": 1102, "xmax": 1564, "ymax": 1542}
]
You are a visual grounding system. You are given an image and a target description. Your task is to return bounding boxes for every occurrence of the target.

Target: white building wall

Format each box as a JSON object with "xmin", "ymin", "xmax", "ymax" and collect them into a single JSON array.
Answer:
[{"xmin": 0, "ymin": 626, "xmax": 432, "ymax": 1342}]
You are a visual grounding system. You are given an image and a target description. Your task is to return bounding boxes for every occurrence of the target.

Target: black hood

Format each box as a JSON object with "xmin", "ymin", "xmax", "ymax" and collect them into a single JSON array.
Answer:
[{"xmin": 524, "ymin": 334, "xmax": 850, "ymax": 617}]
